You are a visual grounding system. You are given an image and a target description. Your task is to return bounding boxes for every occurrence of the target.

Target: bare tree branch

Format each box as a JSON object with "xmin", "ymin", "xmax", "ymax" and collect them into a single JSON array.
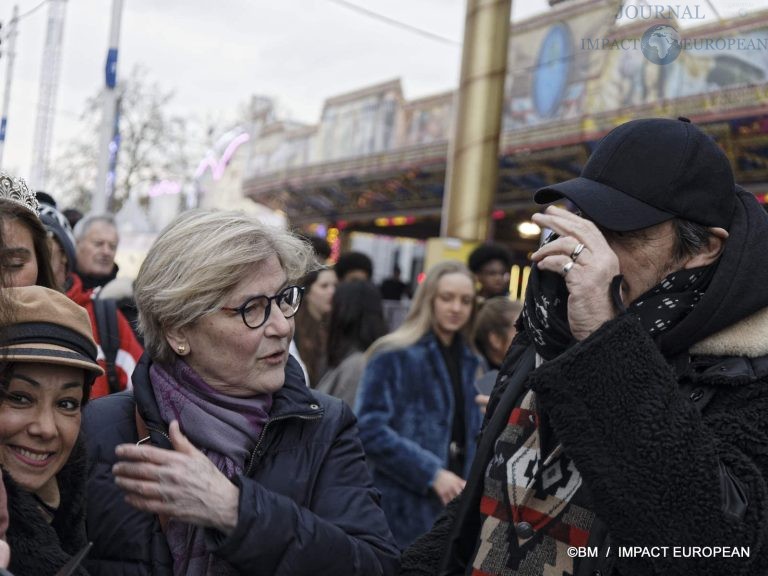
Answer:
[{"xmin": 50, "ymin": 64, "xmax": 199, "ymax": 212}]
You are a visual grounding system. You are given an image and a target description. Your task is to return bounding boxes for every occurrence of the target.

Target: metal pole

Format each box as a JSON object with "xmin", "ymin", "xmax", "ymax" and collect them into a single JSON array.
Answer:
[
  {"xmin": 0, "ymin": 5, "xmax": 20, "ymax": 169},
  {"xmin": 441, "ymin": 0, "xmax": 513, "ymax": 242},
  {"xmin": 105, "ymin": 91, "xmax": 122, "ymax": 212},
  {"xmin": 93, "ymin": 0, "xmax": 123, "ymax": 213},
  {"xmin": 30, "ymin": 0, "xmax": 68, "ymax": 190}
]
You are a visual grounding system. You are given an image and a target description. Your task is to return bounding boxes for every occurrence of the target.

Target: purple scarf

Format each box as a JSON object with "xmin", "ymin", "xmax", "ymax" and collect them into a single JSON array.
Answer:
[{"xmin": 150, "ymin": 360, "xmax": 272, "ymax": 576}]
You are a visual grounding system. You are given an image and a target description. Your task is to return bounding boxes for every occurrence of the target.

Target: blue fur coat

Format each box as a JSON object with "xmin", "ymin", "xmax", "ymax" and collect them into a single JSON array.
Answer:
[{"xmin": 355, "ymin": 332, "xmax": 482, "ymax": 549}]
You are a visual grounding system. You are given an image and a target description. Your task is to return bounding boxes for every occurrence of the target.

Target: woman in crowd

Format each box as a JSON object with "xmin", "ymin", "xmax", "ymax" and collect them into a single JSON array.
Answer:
[
  {"xmin": 471, "ymin": 297, "xmax": 523, "ymax": 414},
  {"xmin": 472, "ymin": 297, "xmax": 522, "ymax": 372},
  {"xmin": 82, "ymin": 209, "xmax": 399, "ymax": 575},
  {"xmin": 355, "ymin": 261, "xmax": 482, "ymax": 549},
  {"xmin": 38, "ymin": 203, "xmax": 78, "ymax": 293},
  {"xmin": 0, "ymin": 285, "xmax": 103, "ymax": 575},
  {"xmin": 0, "ymin": 177, "xmax": 141, "ymax": 401},
  {"xmin": 0, "ymin": 223, "xmax": 10, "ymax": 572},
  {"xmin": 316, "ymin": 280, "xmax": 388, "ymax": 409},
  {"xmin": 0, "ymin": 171, "xmax": 56, "ymax": 290},
  {"xmin": 292, "ymin": 266, "xmax": 337, "ymax": 387}
]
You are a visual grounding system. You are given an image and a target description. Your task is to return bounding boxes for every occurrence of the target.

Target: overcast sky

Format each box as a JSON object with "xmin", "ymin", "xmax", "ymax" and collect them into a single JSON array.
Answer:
[{"xmin": 1, "ymin": 0, "xmax": 765, "ymax": 186}]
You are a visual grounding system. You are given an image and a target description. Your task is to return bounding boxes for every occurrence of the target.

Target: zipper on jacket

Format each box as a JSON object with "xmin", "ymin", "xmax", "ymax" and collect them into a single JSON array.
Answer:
[
  {"xmin": 142, "ymin": 425, "xmax": 171, "ymax": 444},
  {"xmin": 138, "ymin": 409, "xmax": 322, "ymax": 474},
  {"xmin": 245, "ymin": 412, "xmax": 322, "ymax": 476}
]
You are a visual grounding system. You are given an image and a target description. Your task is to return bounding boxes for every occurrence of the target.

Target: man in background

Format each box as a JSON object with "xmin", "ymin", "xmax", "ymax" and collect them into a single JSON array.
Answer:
[
  {"xmin": 69, "ymin": 212, "xmax": 142, "ymax": 398},
  {"xmin": 468, "ymin": 243, "xmax": 512, "ymax": 300},
  {"xmin": 74, "ymin": 213, "xmax": 120, "ymax": 291},
  {"xmin": 335, "ymin": 251, "xmax": 374, "ymax": 282},
  {"xmin": 380, "ymin": 264, "xmax": 412, "ymax": 301}
]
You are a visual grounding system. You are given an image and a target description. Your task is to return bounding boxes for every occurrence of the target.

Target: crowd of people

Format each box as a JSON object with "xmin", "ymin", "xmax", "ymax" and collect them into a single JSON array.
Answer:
[{"xmin": 0, "ymin": 116, "xmax": 767, "ymax": 576}]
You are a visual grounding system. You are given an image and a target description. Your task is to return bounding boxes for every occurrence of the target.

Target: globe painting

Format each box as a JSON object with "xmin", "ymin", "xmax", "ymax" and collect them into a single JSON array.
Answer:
[
  {"xmin": 533, "ymin": 23, "xmax": 573, "ymax": 118},
  {"xmin": 641, "ymin": 25, "xmax": 682, "ymax": 65}
]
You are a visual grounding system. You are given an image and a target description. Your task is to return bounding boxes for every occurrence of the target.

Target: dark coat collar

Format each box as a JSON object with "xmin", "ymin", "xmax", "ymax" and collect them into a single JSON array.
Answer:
[
  {"xmin": 76, "ymin": 263, "xmax": 119, "ymax": 292},
  {"xmin": 418, "ymin": 331, "xmax": 476, "ymax": 363}
]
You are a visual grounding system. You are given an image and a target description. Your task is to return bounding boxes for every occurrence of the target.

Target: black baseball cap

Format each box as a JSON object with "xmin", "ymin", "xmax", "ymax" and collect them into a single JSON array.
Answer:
[{"xmin": 534, "ymin": 118, "xmax": 736, "ymax": 231}]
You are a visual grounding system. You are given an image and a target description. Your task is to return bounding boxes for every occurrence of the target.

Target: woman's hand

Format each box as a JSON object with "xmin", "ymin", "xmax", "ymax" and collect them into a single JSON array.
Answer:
[
  {"xmin": 431, "ymin": 469, "xmax": 466, "ymax": 505},
  {"xmin": 113, "ymin": 421, "xmax": 240, "ymax": 535},
  {"xmin": 1, "ymin": 470, "xmax": 9, "ymax": 570},
  {"xmin": 475, "ymin": 394, "xmax": 490, "ymax": 415},
  {"xmin": 0, "ymin": 539, "xmax": 9, "ymax": 569}
]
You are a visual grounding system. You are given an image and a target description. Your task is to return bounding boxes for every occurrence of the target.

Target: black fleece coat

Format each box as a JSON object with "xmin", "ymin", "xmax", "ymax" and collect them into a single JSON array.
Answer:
[
  {"xmin": 4, "ymin": 437, "xmax": 90, "ymax": 576},
  {"xmin": 401, "ymin": 189, "xmax": 768, "ymax": 576}
]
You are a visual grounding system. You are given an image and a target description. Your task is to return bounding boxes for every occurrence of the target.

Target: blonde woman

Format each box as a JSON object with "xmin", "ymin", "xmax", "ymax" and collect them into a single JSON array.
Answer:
[
  {"xmin": 82, "ymin": 210, "xmax": 399, "ymax": 575},
  {"xmin": 355, "ymin": 261, "xmax": 482, "ymax": 549}
]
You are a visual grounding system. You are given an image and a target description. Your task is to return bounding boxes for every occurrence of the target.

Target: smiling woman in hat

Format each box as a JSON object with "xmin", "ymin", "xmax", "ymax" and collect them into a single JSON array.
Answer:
[{"xmin": 0, "ymin": 285, "xmax": 103, "ymax": 575}]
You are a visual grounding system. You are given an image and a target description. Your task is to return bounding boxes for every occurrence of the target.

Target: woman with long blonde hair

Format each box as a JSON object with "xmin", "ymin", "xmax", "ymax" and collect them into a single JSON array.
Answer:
[{"xmin": 356, "ymin": 260, "xmax": 483, "ymax": 549}]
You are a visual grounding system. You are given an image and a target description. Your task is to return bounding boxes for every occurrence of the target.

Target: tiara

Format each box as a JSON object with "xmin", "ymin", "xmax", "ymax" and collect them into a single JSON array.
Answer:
[{"xmin": 0, "ymin": 171, "xmax": 40, "ymax": 216}]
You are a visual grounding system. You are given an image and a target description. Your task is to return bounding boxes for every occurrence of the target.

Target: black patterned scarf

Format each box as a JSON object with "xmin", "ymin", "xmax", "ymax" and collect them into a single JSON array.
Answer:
[{"xmin": 521, "ymin": 245, "xmax": 716, "ymax": 360}]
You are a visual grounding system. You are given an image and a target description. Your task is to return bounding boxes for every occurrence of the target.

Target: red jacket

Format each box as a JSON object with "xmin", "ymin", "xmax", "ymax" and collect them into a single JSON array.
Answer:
[{"xmin": 67, "ymin": 273, "xmax": 144, "ymax": 400}]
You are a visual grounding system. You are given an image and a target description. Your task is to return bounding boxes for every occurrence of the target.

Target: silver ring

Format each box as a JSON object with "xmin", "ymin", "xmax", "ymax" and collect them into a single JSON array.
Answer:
[
  {"xmin": 563, "ymin": 261, "xmax": 574, "ymax": 276},
  {"xmin": 570, "ymin": 243, "xmax": 585, "ymax": 261}
]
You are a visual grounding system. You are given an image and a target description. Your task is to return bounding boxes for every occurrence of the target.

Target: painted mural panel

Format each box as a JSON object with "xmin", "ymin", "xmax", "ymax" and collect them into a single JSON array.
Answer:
[
  {"xmin": 586, "ymin": 17, "xmax": 768, "ymax": 114},
  {"xmin": 404, "ymin": 94, "xmax": 454, "ymax": 146},
  {"xmin": 666, "ymin": 29, "xmax": 768, "ymax": 101},
  {"xmin": 318, "ymin": 86, "xmax": 402, "ymax": 161},
  {"xmin": 502, "ymin": 2, "xmax": 768, "ymax": 130},
  {"xmin": 502, "ymin": 1, "xmax": 619, "ymax": 130}
]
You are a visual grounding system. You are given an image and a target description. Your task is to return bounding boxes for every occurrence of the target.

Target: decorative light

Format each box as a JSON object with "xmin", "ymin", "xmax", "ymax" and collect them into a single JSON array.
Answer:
[
  {"xmin": 370, "ymin": 216, "xmax": 416, "ymax": 227},
  {"xmin": 517, "ymin": 221, "xmax": 541, "ymax": 238},
  {"xmin": 327, "ymin": 227, "xmax": 341, "ymax": 263},
  {"xmin": 148, "ymin": 180, "xmax": 182, "ymax": 197},
  {"xmin": 509, "ymin": 265, "xmax": 520, "ymax": 300},
  {"xmin": 492, "ymin": 210, "xmax": 505, "ymax": 220},
  {"xmin": 521, "ymin": 266, "xmax": 531, "ymax": 298},
  {"xmin": 194, "ymin": 133, "xmax": 251, "ymax": 181}
]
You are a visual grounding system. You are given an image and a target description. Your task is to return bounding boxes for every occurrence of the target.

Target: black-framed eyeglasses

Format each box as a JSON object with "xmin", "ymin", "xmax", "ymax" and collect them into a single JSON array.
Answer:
[{"xmin": 222, "ymin": 285, "xmax": 304, "ymax": 329}]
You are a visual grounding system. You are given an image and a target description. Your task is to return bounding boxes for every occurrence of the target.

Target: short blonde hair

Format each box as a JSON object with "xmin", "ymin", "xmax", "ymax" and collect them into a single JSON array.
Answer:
[{"xmin": 135, "ymin": 209, "xmax": 313, "ymax": 364}]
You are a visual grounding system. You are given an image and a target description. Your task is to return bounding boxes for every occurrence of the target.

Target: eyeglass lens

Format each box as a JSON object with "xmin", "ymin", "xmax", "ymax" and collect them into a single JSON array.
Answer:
[{"xmin": 243, "ymin": 286, "xmax": 302, "ymax": 328}]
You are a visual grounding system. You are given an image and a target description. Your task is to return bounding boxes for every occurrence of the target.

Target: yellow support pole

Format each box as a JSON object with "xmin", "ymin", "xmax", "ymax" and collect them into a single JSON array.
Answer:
[{"xmin": 441, "ymin": 0, "xmax": 513, "ymax": 242}]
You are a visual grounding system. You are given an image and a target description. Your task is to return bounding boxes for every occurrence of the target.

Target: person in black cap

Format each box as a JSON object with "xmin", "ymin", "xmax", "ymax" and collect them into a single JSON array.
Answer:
[{"xmin": 401, "ymin": 117, "xmax": 768, "ymax": 576}]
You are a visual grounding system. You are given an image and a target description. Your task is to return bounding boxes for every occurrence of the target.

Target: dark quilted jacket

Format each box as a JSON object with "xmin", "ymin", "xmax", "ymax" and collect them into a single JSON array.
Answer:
[{"xmin": 82, "ymin": 354, "xmax": 400, "ymax": 576}]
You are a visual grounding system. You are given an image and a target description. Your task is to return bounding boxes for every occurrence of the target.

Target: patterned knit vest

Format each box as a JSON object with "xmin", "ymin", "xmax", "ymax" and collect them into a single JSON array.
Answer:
[{"xmin": 469, "ymin": 390, "xmax": 597, "ymax": 575}]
